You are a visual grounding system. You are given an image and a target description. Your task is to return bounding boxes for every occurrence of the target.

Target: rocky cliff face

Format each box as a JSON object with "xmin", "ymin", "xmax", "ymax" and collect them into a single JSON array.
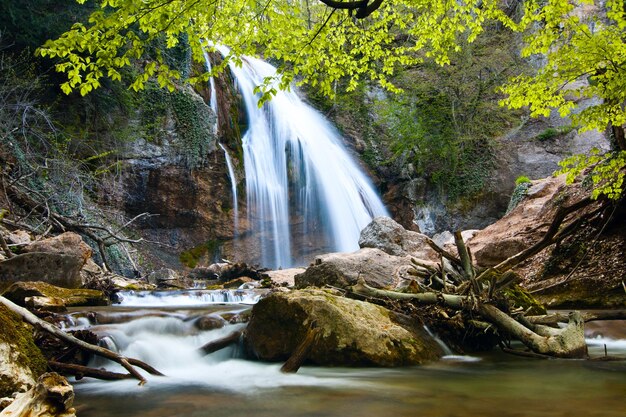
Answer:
[{"xmin": 97, "ymin": 82, "xmax": 245, "ymax": 271}]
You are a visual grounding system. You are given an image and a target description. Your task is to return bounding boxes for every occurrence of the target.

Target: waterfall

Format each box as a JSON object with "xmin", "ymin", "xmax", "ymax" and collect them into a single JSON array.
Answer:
[
  {"xmin": 217, "ymin": 46, "xmax": 389, "ymax": 268},
  {"xmin": 202, "ymin": 48, "xmax": 219, "ymax": 130},
  {"xmin": 219, "ymin": 143, "xmax": 239, "ymax": 232}
]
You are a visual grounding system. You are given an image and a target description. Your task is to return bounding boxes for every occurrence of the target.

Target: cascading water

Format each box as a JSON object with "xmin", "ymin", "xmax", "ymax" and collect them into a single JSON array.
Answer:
[
  {"xmin": 216, "ymin": 46, "xmax": 389, "ymax": 268},
  {"xmin": 219, "ymin": 143, "xmax": 239, "ymax": 231},
  {"xmin": 202, "ymin": 48, "xmax": 219, "ymax": 130}
]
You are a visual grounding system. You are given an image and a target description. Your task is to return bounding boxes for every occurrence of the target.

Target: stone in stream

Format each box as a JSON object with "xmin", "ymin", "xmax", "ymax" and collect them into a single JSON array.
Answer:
[
  {"xmin": 193, "ymin": 314, "xmax": 227, "ymax": 331},
  {"xmin": 244, "ymin": 289, "xmax": 444, "ymax": 366},
  {"xmin": 2, "ymin": 281, "xmax": 108, "ymax": 309}
]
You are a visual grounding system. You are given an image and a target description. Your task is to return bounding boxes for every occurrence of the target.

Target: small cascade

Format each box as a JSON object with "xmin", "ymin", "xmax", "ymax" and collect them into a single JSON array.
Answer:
[
  {"xmin": 219, "ymin": 143, "xmax": 239, "ymax": 232},
  {"xmin": 216, "ymin": 46, "xmax": 389, "ymax": 268},
  {"xmin": 116, "ymin": 289, "xmax": 261, "ymax": 307},
  {"xmin": 202, "ymin": 48, "xmax": 219, "ymax": 131}
]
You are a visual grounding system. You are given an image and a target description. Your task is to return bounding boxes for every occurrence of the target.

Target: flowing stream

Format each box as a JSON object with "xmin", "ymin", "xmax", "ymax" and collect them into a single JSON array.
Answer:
[
  {"xmin": 69, "ymin": 293, "xmax": 626, "ymax": 417},
  {"xmin": 215, "ymin": 47, "xmax": 388, "ymax": 268}
]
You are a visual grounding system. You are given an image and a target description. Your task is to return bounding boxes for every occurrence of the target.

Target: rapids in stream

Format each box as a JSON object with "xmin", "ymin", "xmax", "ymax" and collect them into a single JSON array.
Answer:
[{"xmin": 68, "ymin": 291, "xmax": 626, "ymax": 417}]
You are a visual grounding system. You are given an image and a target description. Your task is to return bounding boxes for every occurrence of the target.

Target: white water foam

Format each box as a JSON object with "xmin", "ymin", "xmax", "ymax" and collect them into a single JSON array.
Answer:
[
  {"xmin": 116, "ymin": 289, "xmax": 261, "ymax": 307},
  {"xmin": 75, "ymin": 314, "xmax": 359, "ymax": 394}
]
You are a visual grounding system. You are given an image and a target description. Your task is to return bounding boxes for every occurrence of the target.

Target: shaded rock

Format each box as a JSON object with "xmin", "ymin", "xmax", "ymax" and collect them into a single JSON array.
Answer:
[
  {"xmin": 0, "ymin": 372, "xmax": 75, "ymax": 417},
  {"xmin": 0, "ymin": 253, "xmax": 85, "ymax": 290},
  {"xmin": 146, "ymin": 268, "xmax": 190, "ymax": 289},
  {"xmin": 295, "ymin": 248, "xmax": 421, "ymax": 290},
  {"xmin": 2, "ymin": 282, "xmax": 108, "ymax": 308},
  {"xmin": 358, "ymin": 216, "xmax": 439, "ymax": 261},
  {"xmin": 0, "ymin": 304, "xmax": 47, "ymax": 399},
  {"xmin": 245, "ymin": 289, "xmax": 443, "ymax": 366}
]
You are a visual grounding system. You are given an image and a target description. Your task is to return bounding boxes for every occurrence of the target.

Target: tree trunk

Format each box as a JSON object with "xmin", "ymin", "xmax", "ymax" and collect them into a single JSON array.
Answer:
[{"xmin": 612, "ymin": 125, "xmax": 626, "ymax": 151}]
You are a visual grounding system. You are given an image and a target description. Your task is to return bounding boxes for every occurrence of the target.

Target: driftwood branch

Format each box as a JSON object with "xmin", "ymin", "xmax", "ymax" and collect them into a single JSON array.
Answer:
[
  {"xmin": 197, "ymin": 330, "xmax": 242, "ymax": 356},
  {"xmin": 351, "ymin": 277, "xmax": 467, "ymax": 309},
  {"xmin": 351, "ymin": 279, "xmax": 588, "ymax": 358},
  {"xmin": 0, "ymin": 295, "xmax": 163, "ymax": 384},
  {"xmin": 281, "ymin": 325, "xmax": 321, "ymax": 373},
  {"xmin": 479, "ymin": 304, "xmax": 587, "ymax": 358}
]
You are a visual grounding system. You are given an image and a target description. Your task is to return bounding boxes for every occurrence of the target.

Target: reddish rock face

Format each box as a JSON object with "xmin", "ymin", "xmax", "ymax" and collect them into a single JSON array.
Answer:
[{"xmin": 467, "ymin": 176, "xmax": 568, "ymax": 268}]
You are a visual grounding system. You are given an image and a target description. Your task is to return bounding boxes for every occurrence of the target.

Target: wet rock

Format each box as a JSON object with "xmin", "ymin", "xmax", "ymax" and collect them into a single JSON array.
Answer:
[
  {"xmin": 194, "ymin": 314, "xmax": 227, "ymax": 331},
  {"xmin": 295, "ymin": 248, "xmax": 420, "ymax": 290},
  {"xmin": 0, "ymin": 372, "xmax": 76, "ymax": 417},
  {"xmin": 0, "ymin": 304, "xmax": 47, "ymax": 399},
  {"xmin": 245, "ymin": 289, "xmax": 443, "ymax": 366},
  {"xmin": 222, "ymin": 309, "xmax": 252, "ymax": 324},
  {"xmin": 2, "ymin": 282, "xmax": 108, "ymax": 308},
  {"xmin": 359, "ymin": 217, "xmax": 439, "ymax": 261}
]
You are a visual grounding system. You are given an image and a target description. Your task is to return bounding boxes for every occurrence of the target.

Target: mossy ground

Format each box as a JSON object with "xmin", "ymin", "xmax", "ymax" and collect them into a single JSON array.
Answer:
[{"xmin": 0, "ymin": 304, "xmax": 47, "ymax": 397}]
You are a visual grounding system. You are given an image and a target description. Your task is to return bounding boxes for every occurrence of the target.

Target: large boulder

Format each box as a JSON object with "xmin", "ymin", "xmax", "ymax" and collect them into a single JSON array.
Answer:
[
  {"xmin": 0, "ymin": 232, "xmax": 93, "ymax": 289},
  {"xmin": 0, "ymin": 373, "xmax": 76, "ymax": 417},
  {"xmin": 23, "ymin": 232, "xmax": 92, "ymax": 265},
  {"xmin": 2, "ymin": 282, "xmax": 108, "ymax": 308},
  {"xmin": 245, "ymin": 289, "xmax": 443, "ymax": 366},
  {"xmin": 0, "ymin": 304, "xmax": 47, "ymax": 400},
  {"xmin": 295, "ymin": 248, "xmax": 420, "ymax": 290},
  {"xmin": 359, "ymin": 217, "xmax": 439, "ymax": 261}
]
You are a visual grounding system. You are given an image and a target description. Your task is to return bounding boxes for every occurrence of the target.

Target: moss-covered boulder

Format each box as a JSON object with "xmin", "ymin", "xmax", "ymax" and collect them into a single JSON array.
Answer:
[
  {"xmin": 244, "ymin": 289, "xmax": 443, "ymax": 366},
  {"xmin": 0, "ymin": 304, "xmax": 47, "ymax": 399},
  {"xmin": 2, "ymin": 282, "xmax": 108, "ymax": 308}
]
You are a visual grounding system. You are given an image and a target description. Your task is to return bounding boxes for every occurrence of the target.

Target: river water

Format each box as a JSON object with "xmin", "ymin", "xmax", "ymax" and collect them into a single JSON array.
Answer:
[{"xmin": 69, "ymin": 291, "xmax": 626, "ymax": 417}]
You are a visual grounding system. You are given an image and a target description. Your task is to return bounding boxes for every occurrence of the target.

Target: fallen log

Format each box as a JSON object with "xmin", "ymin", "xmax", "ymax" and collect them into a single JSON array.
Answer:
[
  {"xmin": 351, "ymin": 279, "xmax": 588, "ymax": 359},
  {"xmin": 351, "ymin": 277, "xmax": 467, "ymax": 309},
  {"xmin": 0, "ymin": 295, "xmax": 163, "ymax": 384},
  {"xmin": 479, "ymin": 305, "xmax": 587, "ymax": 358},
  {"xmin": 197, "ymin": 330, "xmax": 242, "ymax": 356}
]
